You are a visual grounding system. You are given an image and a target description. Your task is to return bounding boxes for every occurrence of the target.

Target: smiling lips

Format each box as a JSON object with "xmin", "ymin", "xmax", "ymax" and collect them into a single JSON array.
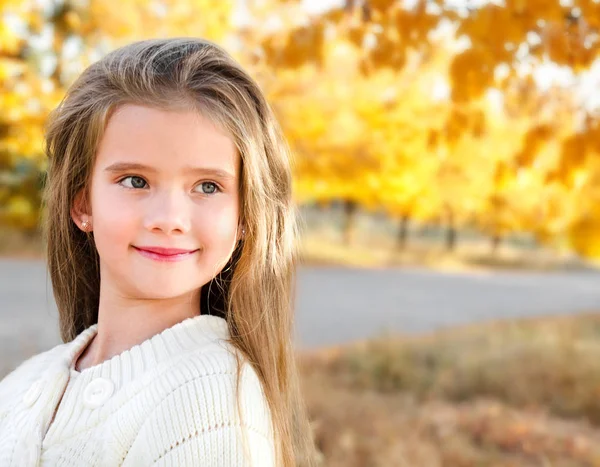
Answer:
[{"xmin": 133, "ymin": 246, "xmax": 199, "ymax": 262}]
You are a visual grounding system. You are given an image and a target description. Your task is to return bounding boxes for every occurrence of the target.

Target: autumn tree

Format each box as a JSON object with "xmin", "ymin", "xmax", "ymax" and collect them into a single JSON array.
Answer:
[{"xmin": 246, "ymin": 0, "xmax": 600, "ymax": 255}]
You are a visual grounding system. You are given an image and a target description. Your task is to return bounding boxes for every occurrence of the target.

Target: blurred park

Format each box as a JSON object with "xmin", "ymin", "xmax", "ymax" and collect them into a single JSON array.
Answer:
[{"xmin": 2, "ymin": 0, "xmax": 600, "ymax": 465}]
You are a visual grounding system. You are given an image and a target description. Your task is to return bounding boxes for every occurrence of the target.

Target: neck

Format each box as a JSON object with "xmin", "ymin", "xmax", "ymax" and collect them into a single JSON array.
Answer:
[{"xmin": 76, "ymin": 284, "xmax": 201, "ymax": 372}]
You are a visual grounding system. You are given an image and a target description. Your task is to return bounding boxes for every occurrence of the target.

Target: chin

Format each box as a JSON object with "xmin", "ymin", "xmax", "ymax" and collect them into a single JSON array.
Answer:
[{"xmin": 132, "ymin": 281, "xmax": 199, "ymax": 300}]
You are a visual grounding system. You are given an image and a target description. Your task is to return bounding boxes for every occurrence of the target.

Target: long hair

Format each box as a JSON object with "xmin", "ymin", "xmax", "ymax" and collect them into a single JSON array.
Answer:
[{"xmin": 42, "ymin": 37, "xmax": 317, "ymax": 467}]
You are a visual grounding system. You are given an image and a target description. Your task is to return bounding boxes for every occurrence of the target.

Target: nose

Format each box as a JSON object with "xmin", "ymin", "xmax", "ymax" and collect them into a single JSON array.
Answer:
[{"xmin": 143, "ymin": 188, "xmax": 192, "ymax": 235}]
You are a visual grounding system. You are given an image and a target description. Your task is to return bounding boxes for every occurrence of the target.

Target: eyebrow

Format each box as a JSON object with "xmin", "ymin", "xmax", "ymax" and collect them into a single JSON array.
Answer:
[{"xmin": 104, "ymin": 162, "xmax": 236, "ymax": 180}]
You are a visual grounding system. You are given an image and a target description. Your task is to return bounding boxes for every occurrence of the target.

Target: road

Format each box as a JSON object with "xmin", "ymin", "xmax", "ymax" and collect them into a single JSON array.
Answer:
[{"xmin": 2, "ymin": 258, "xmax": 600, "ymax": 378}]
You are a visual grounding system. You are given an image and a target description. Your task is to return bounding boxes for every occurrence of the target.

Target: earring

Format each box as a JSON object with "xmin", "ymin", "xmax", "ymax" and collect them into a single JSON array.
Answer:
[{"xmin": 81, "ymin": 219, "xmax": 92, "ymax": 232}]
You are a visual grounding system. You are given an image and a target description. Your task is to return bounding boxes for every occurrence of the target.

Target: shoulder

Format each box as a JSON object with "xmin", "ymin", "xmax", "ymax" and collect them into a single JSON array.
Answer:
[
  {"xmin": 0, "ymin": 343, "xmax": 67, "ymax": 412},
  {"xmin": 128, "ymin": 345, "xmax": 275, "ymax": 465},
  {"xmin": 157, "ymin": 343, "xmax": 272, "ymax": 432}
]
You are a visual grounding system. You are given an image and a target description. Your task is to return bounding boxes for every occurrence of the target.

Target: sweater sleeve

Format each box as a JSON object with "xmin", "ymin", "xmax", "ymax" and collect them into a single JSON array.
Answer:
[{"xmin": 128, "ymin": 360, "xmax": 276, "ymax": 467}]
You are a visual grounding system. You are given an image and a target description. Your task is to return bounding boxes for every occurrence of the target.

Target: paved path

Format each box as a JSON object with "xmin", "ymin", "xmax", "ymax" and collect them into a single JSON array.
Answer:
[{"xmin": 2, "ymin": 258, "xmax": 600, "ymax": 378}]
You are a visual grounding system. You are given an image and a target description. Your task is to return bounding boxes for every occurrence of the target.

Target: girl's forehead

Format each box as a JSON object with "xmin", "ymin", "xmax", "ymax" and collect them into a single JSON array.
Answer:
[{"xmin": 96, "ymin": 104, "xmax": 239, "ymax": 175}]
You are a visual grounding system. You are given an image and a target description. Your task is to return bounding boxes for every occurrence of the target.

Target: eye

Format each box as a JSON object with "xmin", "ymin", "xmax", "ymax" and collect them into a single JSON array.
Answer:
[
  {"xmin": 119, "ymin": 176, "xmax": 147, "ymax": 189},
  {"xmin": 194, "ymin": 181, "xmax": 220, "ymax": 195}
]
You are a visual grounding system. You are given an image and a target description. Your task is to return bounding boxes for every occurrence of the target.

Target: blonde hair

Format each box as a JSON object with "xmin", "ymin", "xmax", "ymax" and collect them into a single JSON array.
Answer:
[{"xmin": 43, "ymin": 37, "xmax": 317, "ymax": 466}]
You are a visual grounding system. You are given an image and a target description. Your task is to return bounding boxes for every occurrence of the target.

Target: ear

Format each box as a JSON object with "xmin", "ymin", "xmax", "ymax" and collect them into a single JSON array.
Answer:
[{"xmin": 71, "ymin": 189, "xmax": 92, "ymax": 232}]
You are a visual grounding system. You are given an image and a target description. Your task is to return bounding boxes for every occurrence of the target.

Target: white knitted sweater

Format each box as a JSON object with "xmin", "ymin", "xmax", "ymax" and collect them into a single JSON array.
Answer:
[{"xmin": 0, "ymin": 315, "xmax": 275, "ymax": 466}]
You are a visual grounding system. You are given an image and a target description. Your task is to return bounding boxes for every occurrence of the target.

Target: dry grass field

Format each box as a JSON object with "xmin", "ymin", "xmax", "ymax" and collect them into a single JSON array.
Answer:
[{"xmin": 299, "ymin": 313, "xmax": 600, "ymax": 466}]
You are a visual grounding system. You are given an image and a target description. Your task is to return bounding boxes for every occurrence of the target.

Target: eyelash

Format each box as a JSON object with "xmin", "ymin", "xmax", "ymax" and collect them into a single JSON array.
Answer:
[{"xmin": 117, "ymin": 175, "xmax": 222, "ymax": 195}]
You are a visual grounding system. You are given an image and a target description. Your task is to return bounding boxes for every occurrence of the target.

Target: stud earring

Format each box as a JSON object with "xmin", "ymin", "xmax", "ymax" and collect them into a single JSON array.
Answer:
[{"xmin": 81, "ymin": 219, "xmax": 92, "ymax": 232}]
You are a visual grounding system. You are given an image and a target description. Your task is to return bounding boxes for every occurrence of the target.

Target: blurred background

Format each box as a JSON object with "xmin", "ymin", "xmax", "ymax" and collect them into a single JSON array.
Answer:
[{"xmin": 3, "ymin": 0, "xmax": 600, "ymax": 465}]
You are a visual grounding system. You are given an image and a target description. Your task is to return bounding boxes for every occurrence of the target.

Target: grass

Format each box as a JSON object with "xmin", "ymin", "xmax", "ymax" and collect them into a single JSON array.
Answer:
[
  {"xmin": 0, "ymin": 228, "xmax": 44, "ymax": 259},
  {"xmin": 299, "ymin": 313, "xmax": 600, "ymax": 466},
  {"xmin": 299, "ymin": 231, "xmax": 593, "ymax": 273}
]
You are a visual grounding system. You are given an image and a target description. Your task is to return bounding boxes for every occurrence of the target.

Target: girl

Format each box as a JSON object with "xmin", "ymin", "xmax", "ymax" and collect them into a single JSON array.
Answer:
[{"xmin": 0, "ymin": 38, "xmax": 318, "ymax": 466}]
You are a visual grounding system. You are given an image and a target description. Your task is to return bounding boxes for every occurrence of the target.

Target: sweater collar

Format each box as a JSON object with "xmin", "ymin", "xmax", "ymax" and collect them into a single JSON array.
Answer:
[{"xmin": 61, "ymin": 314, "xmax": 229, "ymax": 385}]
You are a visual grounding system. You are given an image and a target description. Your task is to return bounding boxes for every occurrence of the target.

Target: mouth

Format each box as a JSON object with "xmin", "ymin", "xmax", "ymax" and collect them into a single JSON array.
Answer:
[{"xmin": 132, "ymin": 246, "xmax": 199, "ymax": 262}]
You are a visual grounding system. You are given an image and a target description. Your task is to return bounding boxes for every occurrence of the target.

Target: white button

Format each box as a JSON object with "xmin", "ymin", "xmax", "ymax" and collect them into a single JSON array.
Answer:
[
  {"xmin": 23, "ymin": 380, "xmax": 43, "ymax": 407},
  {"xmin": 83, "ymin": 378, "xmax": 115, "ymax": 409}
]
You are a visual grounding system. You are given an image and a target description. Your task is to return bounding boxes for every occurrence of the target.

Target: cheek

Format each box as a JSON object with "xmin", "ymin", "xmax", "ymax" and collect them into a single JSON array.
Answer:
[
  {"xmin": 91, "ymin": 189, "xmax": 139, "ymax": 252},
  {"xmin": 195, "ymin": 200, "xmax": 239, "ymax": 243}
]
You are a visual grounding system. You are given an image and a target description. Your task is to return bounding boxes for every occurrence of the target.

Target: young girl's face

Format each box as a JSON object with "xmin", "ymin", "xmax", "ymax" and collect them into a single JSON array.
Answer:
[{"xmin": 78, "ymin": 104, "xmax": 240, "ymax": 300}]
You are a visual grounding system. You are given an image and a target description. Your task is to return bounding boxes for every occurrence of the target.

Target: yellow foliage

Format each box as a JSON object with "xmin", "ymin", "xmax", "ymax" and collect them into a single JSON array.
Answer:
[
  {"xmin": 0, "ymin": 21, "xmax": 22, "ymax": 55},
  {"xmin": 4, "ymin": 0, "xmax": 600, "ymax": 258},
  {"xmin": 2, "ymin": 195, "xmax": 37, "ymax": 229},
  {"xmin": 570, "ymin": 219, "xmax": 600, "ymax": 258}
]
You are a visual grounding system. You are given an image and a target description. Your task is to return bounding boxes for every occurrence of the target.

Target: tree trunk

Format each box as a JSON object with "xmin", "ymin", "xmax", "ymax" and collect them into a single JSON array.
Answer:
[
  {"xmin": 491, "ymin": 234, "xmax": 502, "ymax": 254},
  {"xmin": 445, "ymin": 210, "xmax": 456, "ymax": 251},
  {"xmin": 397, "ymin": 215, "xmax": 409, "ymax": 250},
  {"xmin": 342, "ymin": 200, "xmax": 358, "ymax": 245}
]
